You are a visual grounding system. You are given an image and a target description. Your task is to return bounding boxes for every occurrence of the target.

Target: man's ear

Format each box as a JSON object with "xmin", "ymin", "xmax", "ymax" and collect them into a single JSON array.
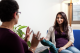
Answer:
[{"xmin": 13, "ymin": 12, "xmax": 17, "ymax": 19}]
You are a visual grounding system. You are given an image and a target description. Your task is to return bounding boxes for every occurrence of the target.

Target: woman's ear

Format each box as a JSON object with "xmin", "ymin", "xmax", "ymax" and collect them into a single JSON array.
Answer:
[{"xmin": 13, "ymin": 12, "xmax": 17, "ymax": 19}]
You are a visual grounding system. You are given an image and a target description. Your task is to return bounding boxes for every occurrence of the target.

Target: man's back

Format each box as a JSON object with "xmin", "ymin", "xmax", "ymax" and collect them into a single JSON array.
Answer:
[{"xmin": 0, "ymin": 28, "xmax": 26, "ymax": 53}]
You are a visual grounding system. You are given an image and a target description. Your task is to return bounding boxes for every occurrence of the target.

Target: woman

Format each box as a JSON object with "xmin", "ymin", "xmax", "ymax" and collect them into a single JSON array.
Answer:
[
  {"xmin": 0, "ymin": 0, "xmax": 41, "ymax": 53},
  {"xmin": 45, "ymin": 12, "xmax": 80, "ymax": 53}
]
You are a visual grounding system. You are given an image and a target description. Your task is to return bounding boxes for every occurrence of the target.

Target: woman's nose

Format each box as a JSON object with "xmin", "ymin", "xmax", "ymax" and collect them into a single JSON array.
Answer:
[{"xmin": 59, "ymin": 18, "xmax": 61, "ymax": 21}]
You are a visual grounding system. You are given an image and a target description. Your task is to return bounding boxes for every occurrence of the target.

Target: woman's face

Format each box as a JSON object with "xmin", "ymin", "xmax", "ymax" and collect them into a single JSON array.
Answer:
[{"xmin": 56, "ymin": 14, "xmax": 64, "ymax": 25}]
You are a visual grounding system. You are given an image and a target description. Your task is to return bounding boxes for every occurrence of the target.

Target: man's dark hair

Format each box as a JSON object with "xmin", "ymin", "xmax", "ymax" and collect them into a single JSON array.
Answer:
[{"xmin": 0, "ymin": 0, "xmax": 19, "ymax": 22}]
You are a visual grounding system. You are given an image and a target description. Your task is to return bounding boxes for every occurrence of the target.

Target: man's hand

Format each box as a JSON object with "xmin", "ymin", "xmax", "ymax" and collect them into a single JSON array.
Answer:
[{"xmin": 24, "ymin": 27, "xmax": 32, "ymax": 42}]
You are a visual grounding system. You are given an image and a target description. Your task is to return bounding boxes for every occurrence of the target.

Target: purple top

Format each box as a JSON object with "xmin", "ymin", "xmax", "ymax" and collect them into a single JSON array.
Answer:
[
  {"xmin": 55, "ymin": 31, "xmax": 69, "ymax": 48},
  {"xmin": 0, "ymin": 28, "xmax": 33, "ymax": 53}
]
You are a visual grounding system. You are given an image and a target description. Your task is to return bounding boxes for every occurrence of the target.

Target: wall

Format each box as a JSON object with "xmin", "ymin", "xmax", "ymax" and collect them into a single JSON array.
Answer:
[{"xmin": 72, "ymin": 24, "xmax": 80, "ymax": 29}]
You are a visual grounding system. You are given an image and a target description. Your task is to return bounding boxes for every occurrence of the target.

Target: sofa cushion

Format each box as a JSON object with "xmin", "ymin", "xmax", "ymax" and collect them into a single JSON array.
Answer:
[{"xmin": 73, "ymin": 30, "xmax": 80, "ymax": 50}]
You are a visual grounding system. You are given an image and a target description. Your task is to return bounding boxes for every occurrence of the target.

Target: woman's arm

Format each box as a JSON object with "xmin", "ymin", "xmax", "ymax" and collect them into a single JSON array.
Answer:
[
  {"xmin": 63, "ymin": 41, "xmax": 73, "ymax": 48},
  {"xmin": 58, "ymin": 27, "xmax": 74, "ymax": 52},
  {"xmin": 63, "ymin": 26, "xmax": 74, "ymax": 48},
  {"xmin": 58, "ymin": 41, "xmax": 73, "ymax": 52},
  {"xmin": 46, "ymin": 27, "xmax": 53, "ymax": 40}
]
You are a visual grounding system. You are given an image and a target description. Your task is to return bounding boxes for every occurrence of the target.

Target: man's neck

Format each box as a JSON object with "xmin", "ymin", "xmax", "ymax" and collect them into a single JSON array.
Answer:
[{"xmin": 1, "ymin": 21, "xmax": 14, "ymax": 31}]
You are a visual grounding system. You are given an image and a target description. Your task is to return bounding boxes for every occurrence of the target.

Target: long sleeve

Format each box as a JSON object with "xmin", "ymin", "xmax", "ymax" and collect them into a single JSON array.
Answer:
[
  {"xmin": 46, "ymin": 27, "xmax": 53, "ymax": 41},
  {"xmin": 0, "ymin": 28, "xmax": 33, "ymax": 53},
  {"xmin": 6, "ymin": 33, "xmax": 33, "ymax": 53},
  {"xmin": 68, "ymin": 26, "xmax": 74, "ymax": 43}
]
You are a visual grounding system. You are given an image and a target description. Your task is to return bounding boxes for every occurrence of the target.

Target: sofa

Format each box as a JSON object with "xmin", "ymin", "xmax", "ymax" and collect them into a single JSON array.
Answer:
[{"xmin": 73, "ymin": 30, "xmax": 80, "ymax": 50}]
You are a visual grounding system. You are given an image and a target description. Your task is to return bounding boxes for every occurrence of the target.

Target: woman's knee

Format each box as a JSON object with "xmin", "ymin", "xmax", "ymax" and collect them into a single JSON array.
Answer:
[
  {"xmin": 60, "ymin": 50, "xmax": 73, "ymax": 53},
  {"xmin": 67, "ymin": 46, "xmax": 80, "ymax": 53},
  {"xmin": 72, "ymin": 49, "xmax": 80, "ymax": 53}
]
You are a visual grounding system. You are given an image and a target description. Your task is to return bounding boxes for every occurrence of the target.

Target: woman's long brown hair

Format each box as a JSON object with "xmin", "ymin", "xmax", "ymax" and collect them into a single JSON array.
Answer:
[{"xmin": 54, "ymin": 12, "xmax": 69, "ymax": 39}]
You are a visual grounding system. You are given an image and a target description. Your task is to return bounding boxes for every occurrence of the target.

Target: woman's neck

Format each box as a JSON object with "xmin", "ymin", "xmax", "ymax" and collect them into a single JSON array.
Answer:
[
  {"xmin": 59, "ymin": 24, "xmax": 63, "ymax": 32},
  {"xmin": 0, "ymin": 21, "xmax": 14, "ymax": 31},
  {"xmin": 59, "ymin": 24, "xmax": 62, "ymax": 28}
]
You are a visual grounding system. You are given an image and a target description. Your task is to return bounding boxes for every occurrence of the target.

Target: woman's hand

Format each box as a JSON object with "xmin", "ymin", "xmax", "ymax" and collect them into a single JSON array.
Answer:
[
  {"xmin": 40, "ymin": 37, "xmax": 48, "ymax": 41},
  {"xmin": 24, "ymin": 27, "xmax": 32, "ymax": 42},
  {"xmin": 30, "ymin": 31, "xmax": 41, "ymax": 50},
  {"xmin": 58, "ymin": 47, "xmax": 66, "ymax": 52}
]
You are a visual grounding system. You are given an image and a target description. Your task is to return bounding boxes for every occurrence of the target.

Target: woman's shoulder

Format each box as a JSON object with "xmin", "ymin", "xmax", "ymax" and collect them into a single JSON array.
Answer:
[
  {"xmin": 68, "ymin": 26, "xmax": 73, "ymax": 29},
  {"xmin": 68, "ymin": 26, "xmax": 73, "ymax": 32},
  {"xmin": 49, "ymin": 26, "xmax": 54, "ymax": 31}
]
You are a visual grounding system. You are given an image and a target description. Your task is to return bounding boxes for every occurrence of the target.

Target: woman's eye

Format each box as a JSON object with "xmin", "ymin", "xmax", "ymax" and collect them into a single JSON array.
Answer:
[
  {"xmin": 61, "ymin": 17, "xmax": 63, "ymax": 19},
  {"xmin": 57, "ymin": 17, "xmax": 59, "ymax": 19}
]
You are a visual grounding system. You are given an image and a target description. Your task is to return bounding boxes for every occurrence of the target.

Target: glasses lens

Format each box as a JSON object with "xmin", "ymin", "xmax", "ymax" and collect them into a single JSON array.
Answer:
[{"xmin": 17, "ymin": 12, "xmax": 21, "ymax": 15}]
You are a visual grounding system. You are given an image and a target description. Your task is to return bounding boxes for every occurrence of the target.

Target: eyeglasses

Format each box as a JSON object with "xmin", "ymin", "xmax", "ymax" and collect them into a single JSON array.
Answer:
[{"xmin": 17, "ymin": 12, "xmax": 21, "ymax": 14}]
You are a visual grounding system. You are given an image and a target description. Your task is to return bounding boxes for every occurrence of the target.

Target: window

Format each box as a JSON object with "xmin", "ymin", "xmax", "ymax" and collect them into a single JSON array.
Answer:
[{"xmin": 68, "ymin": 3, "xmax": 80, "ymax": 24}]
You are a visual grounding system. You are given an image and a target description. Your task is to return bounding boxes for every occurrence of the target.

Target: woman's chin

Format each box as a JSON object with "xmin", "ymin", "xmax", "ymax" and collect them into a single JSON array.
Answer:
[{"xmin": 58, "ymin": 23, "xmax": 62, "ymax": 25}]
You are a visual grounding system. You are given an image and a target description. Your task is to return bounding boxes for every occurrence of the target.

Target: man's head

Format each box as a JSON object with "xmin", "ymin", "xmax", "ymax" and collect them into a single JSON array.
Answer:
[{"xmin": 0, "ymin": 0, "xmax": 19, "ymax": 24}]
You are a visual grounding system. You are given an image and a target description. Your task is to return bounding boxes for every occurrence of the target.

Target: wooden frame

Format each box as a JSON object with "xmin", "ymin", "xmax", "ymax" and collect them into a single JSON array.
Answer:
[{"xmin": 68, "ymin": 3, "xmax": 80, "ymax": 24}]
